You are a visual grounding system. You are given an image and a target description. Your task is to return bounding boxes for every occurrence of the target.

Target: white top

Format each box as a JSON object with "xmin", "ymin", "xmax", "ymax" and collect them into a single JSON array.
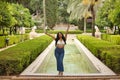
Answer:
[{"xmin": 57, "ymin": 40, "xmax": 65, "ymax": 45}]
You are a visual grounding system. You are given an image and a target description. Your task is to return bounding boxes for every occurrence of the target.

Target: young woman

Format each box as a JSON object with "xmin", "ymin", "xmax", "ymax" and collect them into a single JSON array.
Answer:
[{"xmin": 45, "ymin": 25, "xmax": 70, "ymax": 76}]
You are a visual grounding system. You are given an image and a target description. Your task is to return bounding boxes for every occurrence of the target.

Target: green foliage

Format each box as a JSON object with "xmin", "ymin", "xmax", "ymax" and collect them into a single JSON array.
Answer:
[
  {"xmin": 96, "ymin": 0, "xmax": 114, "ymax": 28},
  {"xmin": 0, "ymin": 36, "xmax": 5, "ymax": 48},
  {"xmin": 4, "ymin": 0, "xmax": 43, "ymax": 14},
  {"xmin": 25, "ymin": 29, "xmax": 83, "ymax": 34},
  {"xmin": 96, "ymin": 0, "xmax": 120, "ymax": 34},
  {"xmin": 10, "ymin": 3, "xmax": 33, "ymax": 27},
  {"xmin": 29, "ymin": 0, "xmax": 43, "ymax": 13},
  {"xmin": 57, "ymin": 0, "xmax": 70, "ymax": 23},
  {"xmin": 77, "ymin": 35, "xmax": 120, "ymax": 73},
  {"xmin": 108, "ymin": 0, "xmax": 120, "ymax": 28},
  {"xmin": 0, "ymin": 34, "xmax": 29, "ymax": 48},
  {"xmin": 101, "ymin": 48, "xmax": 120, "ymax": 73},
  {"xmin": 0, "ymin": 1, "xmax": 34, "ymax": 35},
  {"xmin": 48, "ymin": 30, "xmax": 83, "ymax": 34},
  {"xmin": 45, "ymin": 0, "xmax": 58, "ymax": 28},
  {"xmin": 0, "ymin": 1, "xmax": 13, "ymax": 28},
  {"xmin": 0, "ymin": 35, "xmax": 52, "ymax": 75},
  {"xmin": 101, "ymin": 34, "xmax": 120, "ymax": 45}
]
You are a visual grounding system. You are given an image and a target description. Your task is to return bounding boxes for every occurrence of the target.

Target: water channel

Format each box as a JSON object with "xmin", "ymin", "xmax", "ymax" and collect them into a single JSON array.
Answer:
[{"xmin": 35, "ymin": 38, "xmax": 99, "ymax": 75}]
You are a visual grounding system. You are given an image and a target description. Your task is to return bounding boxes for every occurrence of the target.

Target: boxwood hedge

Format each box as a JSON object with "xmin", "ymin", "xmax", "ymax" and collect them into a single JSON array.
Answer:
[
  {"xmin": 0, "ymin": 35, "xmax": 52, "ymax": 75},
  {"xmin": 48, "ymin": 30, "xmax": 83, "ymax": 34},
  {"xmin": 26, "ymin": 29, "xmax": 83, "ymax": 34},
  {"xmin": 101, "ymin": 34, "xmax": 120, "ymax": 45},
  {"xmin": 77, "ymin": 35, "xmax": 120, "ymax": 73},
  {"xmin": 0, "ymin": 34, "xmax": 29, "ymax": 48},
  {"xmin": 0, "ymin": 36, "xmax": 5, "ymax": 48}
]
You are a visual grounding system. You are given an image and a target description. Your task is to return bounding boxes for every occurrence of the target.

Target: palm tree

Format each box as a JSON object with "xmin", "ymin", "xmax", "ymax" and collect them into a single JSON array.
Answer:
[{"xmin": 67, "ymin": 0, "xmax": 102, "ymax": 36}]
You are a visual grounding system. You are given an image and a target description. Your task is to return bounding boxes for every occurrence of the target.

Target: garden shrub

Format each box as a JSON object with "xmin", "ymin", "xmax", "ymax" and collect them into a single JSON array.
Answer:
[
  {"xmin": 77, "ymin": 35, "xmax": 120, "ymax": 73},
  {"xmin": 0, "ymin": 36, "xmax": 5, "ymax": 48},
  {"xmin": 101, "ymin": 49, "xmax": 120, "ymax": 73},
  {"xmin": 0, "ymin": 35, "xmax": 52, "ymax": 75},
  {"xmin": 48, "ymin": 30, "xmax": 83, "ymax": 34},
  {"xmin": 101, "ymin": 34, "xmax": 120, "ymax": 45},
  {"xmin": 26, "ymin": 29, "xmax": 83, "ymax": 34},
  {"xmin": 0, "ymin": 34, "xmax": 29, "ymax": 48}
]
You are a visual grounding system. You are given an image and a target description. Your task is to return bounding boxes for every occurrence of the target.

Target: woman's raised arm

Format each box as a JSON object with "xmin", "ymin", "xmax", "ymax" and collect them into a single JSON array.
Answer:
[
  {"xmin": 65, "ymin": 24, "xmax": 70, "ymax": 40},
  {"xmin": 45, "ymin": 32, "xmax": 56, "ymax": 40}
]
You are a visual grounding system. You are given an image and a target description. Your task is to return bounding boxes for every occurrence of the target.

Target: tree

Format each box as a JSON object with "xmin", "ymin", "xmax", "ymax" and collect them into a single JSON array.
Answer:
[
  {"xmin": 57, "ymin": 0, "xmax": 70, "ymax": 23},
  {"xmin": 0, "ymin": 1, "xmax": 14, "ymax": 35},
  {"xmin": 96, "ymin": 0, "xmax": 114, "ymax": 28},
  {"xmin": 45, "ymin": 0, "xmax": 58, "ymax": 29},
  {"xmin": 0, "ymin": 1, "xmax": 34, "ymax": 35},
  {"xmin": 96, "ymin": 0, "xmax": 120, "ymax": 34},
  {"xmin": 108, "ymin": 0, "xmax": 120, "ymax": 34},
  {"xmin": 8, "ymin": 3, "xmax": 34, "ymax": 34},
  {"xmin": 30, "ymin": 0, "xmax": 43, "ymax": 14},
  {"xmin": 67, "ymin": 0, "xmax": 102, "ymax": 35}
]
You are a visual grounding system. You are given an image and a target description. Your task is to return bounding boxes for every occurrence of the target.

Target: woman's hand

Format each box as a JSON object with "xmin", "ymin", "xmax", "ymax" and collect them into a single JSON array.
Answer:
[
  {"xmin": 44, "ymin": 31, "xmax": 55, "ymax": 39},
  {"xmin": 65, "ymin": 24, "xmax": 70, "ymax": 39},
  {"xmin": 67, "ymin": 24, "xmax": 70, "ymax": 30},
  {"xmin": 44, "ymin": 30, "xmax": 47, "ymax": 34}
]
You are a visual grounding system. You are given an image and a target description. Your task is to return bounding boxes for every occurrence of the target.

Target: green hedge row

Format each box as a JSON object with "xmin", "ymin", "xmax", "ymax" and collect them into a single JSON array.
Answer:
[
  {"xmin": 0, "ymin": 36, "xmax": 6, "ymax": 48},
  {"xmin": 101, "ymin": 34, "xmax": 120, "ymax": 45},
  {"xmin": 26, "ymin": 29, "xmax": 83, "ymax": 34},
  {"xmin": 86, "ymin": 29, "xmax": 106, "ymax": 33},
  {"xmin": 77, "ymin": 35, "xmax": 120, "ymax": 73},
  {"xmin": 48, "ymin": 30, "xmax": 83, "ymax": 34},
  {"xmin": 25, "ymin": 29, "xmax": 44, "ymax": 33},
  {"xmin": 0, "ymin": 35, "xmax": 52, "ymax": 75},
  {"xmin": 0, "ymin": 34, "xmax": 29, "ymax": 48}
]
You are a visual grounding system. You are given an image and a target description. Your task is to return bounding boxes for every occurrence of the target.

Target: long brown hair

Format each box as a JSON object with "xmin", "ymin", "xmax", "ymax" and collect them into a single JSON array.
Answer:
[{"xmin": 55, "ymin": 32, "xmax": 66, "ymax": 45}]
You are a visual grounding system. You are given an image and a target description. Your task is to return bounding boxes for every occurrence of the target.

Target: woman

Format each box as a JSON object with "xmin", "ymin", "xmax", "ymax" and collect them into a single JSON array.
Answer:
[{"xmin": 45, "ymin": 25, "xmax": 70, "ymax": 76}]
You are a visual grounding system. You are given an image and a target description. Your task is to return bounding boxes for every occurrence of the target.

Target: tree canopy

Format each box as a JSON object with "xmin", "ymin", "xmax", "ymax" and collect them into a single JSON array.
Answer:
[
  {"xmin": 96, "ymin": 0, "xmax": 120, "ymax": 34},
  {"xmin": 0, "ymin": 1, "xmax": 34, "ymax": 35}
]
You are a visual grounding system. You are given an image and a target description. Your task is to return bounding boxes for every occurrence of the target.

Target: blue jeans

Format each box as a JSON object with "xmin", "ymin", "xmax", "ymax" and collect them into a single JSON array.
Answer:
[{"xmin": 55, "ymin": 47, "xmax": 64, "ymax": 72}]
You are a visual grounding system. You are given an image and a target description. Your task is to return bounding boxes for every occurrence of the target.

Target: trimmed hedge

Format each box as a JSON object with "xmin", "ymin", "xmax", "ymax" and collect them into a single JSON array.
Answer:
[
  {"xmin": 0, "ymin": 34, "xmax": 29, "ymax": 48},
  {"xmin": 77, "ymin": 35, "xmax": 120, "ymax": 73},
  {"xmin": 48, "ymin": 30, "xmax": 83, "ymax": 34},
  {"xmin": 101, "ymin": 34, "xmax": 120, "ymax": 45},
  {"xmin": 0, "ymin": 35, "xmax": 52, "ymax": 75},
  {"xmin": 0, "ymin": 36, "xmax": 5, "ymax": 48},
  {"xmin": 86, "ymin": 29, "xmax": 106, "ymax": 33},
  {"xmin": 26, "ymin": 29, "xmax": 83, "ymax": 34},
  {"xmin": 26, "ymin": 29, "xmax": 44, "ymax": 33}
]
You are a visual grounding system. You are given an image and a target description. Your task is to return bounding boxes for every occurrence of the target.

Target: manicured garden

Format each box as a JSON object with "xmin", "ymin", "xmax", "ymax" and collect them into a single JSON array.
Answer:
[
  {"xmin": 0, "ymin": 34, "xmax": 29, "ymax": 48},
  {"xmin": 77, "ymin": 34, "xmax": 120, "ymax": 73},
  {"xmin": 0, "ymin": 35, "xmax": 52, "ymax": 75}
]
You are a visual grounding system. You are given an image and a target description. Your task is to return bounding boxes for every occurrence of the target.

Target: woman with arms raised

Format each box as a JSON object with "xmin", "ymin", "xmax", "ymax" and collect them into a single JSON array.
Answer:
[{"xmin": 45, "ymin": 25, "xmax": 70, "ymax": 76}]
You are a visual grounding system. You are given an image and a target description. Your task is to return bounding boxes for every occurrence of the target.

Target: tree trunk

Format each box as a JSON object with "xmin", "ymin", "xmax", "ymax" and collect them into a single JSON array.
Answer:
[
  {"xmin": 118, "ymin": 27, "xmax": 120, "ymax": 35},
  {"xmin": 114, "ymin": 26, "xmax": 116, "ymax": 35},
  {"xmin": 3, "ymin": 28, "xmax": 5, "ymax": 35},
  {"xmin": 14, "ymin": 26, "xmax": 17, "ymax": 34},
  {"xmin": 91, "ymin": 4, "xmax": 95, "ymax": 36},
  {"xmin": 43, "ymin": 0, "xmax": 46, "ymax": 33},
  {"xmin": 84, "ymin": 18, "xmax": 87, "ymax": 33},
  {"xmin": 10, "ymin": 27, "xmax": 12, "ymax": 35}
]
